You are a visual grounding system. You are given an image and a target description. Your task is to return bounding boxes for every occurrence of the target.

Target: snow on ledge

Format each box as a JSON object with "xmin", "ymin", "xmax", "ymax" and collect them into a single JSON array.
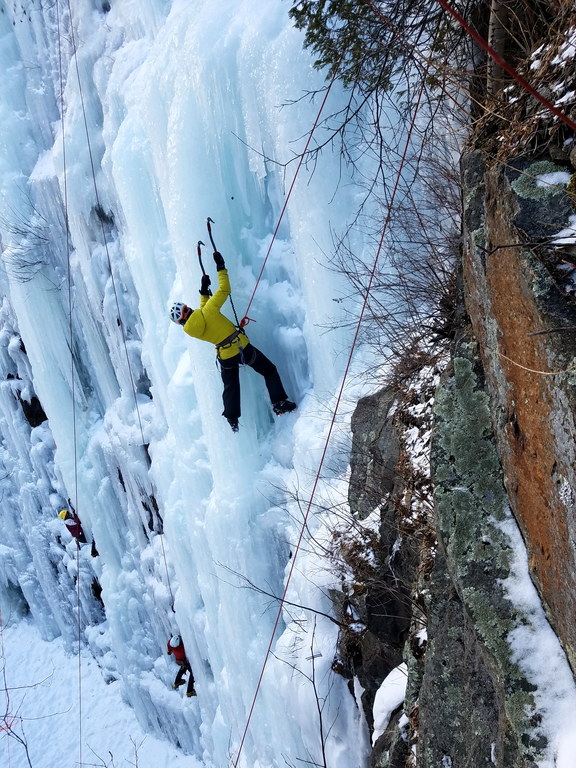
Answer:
[{"xmin": 371, "ymin": 662, "xmax": 408, "ymax": 746}]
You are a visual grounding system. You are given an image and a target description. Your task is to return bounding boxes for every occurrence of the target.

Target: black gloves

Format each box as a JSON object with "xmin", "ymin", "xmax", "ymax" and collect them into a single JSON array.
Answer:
[
  {"xmin": 200, "ymin": 274, "xmax": 211, "ymax": 296},
  {"xmin": 213, "ymin": 251, "xmax": 225, "ymax": 271}
]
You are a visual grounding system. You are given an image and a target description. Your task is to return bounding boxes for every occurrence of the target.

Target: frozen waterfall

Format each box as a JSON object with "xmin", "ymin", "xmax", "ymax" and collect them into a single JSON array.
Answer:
[{"xmin": 0, "ymin": 1, "xmax": 374, "ymax": 766}]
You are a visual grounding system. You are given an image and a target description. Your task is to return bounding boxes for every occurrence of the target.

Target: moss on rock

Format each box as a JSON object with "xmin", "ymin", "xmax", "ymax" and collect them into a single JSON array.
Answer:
[
  {"xmin": 510, "ymin": 160, "xmax": 569, "ymax": 200},
  {"xmin": 426, "ymin": 340, "xmax": 548, "ymax": 766}
]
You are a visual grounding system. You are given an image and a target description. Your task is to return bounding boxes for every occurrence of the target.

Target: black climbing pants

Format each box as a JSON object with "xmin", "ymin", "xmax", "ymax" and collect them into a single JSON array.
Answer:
[
  {"xmin": 174, "ymin": 659, "xmax": 195, "ymax": 695},
  {"xmin": 219, "ymin": 343, "xmax": 288, "ymax": 421}
]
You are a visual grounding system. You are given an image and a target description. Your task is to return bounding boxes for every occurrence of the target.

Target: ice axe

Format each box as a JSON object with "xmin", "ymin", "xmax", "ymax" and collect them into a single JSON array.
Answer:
[
  {"xmin": 206, "ymin": 217, "xmax": 218, "ymax": 252},
  {"xmin": 197, "ymin": 240, "xmax": 212, "ymax": 296},
  {"xmin": 197, "ymin": 240, "xmax": 208, "ymax": 275},
  {"xmin": 206, "ymin": 216, "xmax": 243, "ymax": 328}
]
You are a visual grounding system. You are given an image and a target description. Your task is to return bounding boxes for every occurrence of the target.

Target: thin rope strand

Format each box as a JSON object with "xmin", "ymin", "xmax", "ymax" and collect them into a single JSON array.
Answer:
[
  {"xmin": 240, "ymin": 60, "xmax": 343, "ymax": 326},
  {"xmin": 499, "ymin": 351, "xmax": 575, "ymax": 376},
  {"xmin": 0, "ymin": 604, "xmax": 13, "ymax": 767},
  {"xmin": 64, "ymin": 0, "xmax": 174, "ymax": 608},
  {"xmin": 55, "ymin": 1, "xmax": 82, "ymax": 763},
  {"xmin": 231, "ymin": 30, "xmax": 434, "ymax": 768}
]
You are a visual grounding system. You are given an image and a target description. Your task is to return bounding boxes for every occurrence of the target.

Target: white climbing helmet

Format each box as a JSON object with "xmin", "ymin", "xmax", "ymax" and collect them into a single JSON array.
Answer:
[
  {"xmin": 170, "ymin": 635, "xmax": 181, "ymax": 649},
  {"xmin": 170, "ymin": 302, "xmax": 188, "ymax": 325}
]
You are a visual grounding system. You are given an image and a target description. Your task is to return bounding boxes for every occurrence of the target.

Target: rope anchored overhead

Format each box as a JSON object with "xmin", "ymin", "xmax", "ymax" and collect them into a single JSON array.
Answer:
[
  {"xmin": 238, "ymin": 59, "xmax": 344, "ymax": 329},
  {"xmin": 230, "ymin": 26, "xmax": 438, "ymax": 766},
  {"xmin": 434, "ymin": 0, "xmax": 576, "ymax": 132}
]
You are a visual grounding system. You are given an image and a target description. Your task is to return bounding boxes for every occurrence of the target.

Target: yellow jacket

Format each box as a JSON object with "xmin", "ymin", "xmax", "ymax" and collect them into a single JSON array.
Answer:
[{"xmin": 183, "ymin": 269, "xmax": 249, "ymax": 360}]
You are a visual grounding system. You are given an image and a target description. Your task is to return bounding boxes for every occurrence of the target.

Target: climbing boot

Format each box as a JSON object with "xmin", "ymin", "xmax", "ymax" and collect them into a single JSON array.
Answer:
[
  {"xmin": 227, "ymin": 419, "xmax": 239, "ymax": 433},
  {"xmin": 272, "ymin": 400, "xmax": 296, "ymax": 416}
]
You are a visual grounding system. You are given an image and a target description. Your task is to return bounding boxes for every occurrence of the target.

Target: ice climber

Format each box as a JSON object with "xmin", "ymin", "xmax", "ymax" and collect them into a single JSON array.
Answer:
[
  {"xmin": 170, "ymin": 249, "xmax": 296, "ymax": 432},
  {"xmin": 58, "ymin": 502, "xmax": 98, "ymax": 556},
  {"xmin": 58, "ymin": 508, "xmax": 87, "ymax": 544},
  {"xmin": 167, "ymin": 635, "xmax": 196, "ymax": 697}
]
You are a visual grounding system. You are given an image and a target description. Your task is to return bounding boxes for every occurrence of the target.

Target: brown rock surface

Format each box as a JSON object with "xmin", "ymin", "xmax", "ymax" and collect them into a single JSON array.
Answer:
[{"xmin": 462, "ymin": 151, "xmax": 576, "ymax": 669}]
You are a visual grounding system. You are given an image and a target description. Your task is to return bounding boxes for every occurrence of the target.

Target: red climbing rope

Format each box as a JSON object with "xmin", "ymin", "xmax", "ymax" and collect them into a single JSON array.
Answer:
[
  {"xmin": 434, "ymin": 0, "xmax": 576, "ymax": 132},
  {"xmin": 233, "ymin": 5, "xmax": 576, "ymax": 763},
  {"xmin": 239, "ymin": 61, "xmax": 343, "ymax": 329},
  {"xmin": 243, "ymin": 0, "xmax": 576, "ymax": 331},
  {"xmin": 231, "ymin": 31, "xmax": 435, "ymax": 768}
]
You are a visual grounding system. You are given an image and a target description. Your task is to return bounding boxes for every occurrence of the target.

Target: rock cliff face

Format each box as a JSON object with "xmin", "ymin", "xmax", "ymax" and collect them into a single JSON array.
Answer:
[
  {"xmin": 418, "ymin": 147, "xmax": 576, "ymax": 765},
  {"xmin": 425, "ymin": 342, "xmax": 547, "ymax": 767},
  {"xmin": 461, "ymin": 150, "xmax": 576, "ymax": 670},
  {"xmin": 345, "ymin": 150, "xmax": 576, "ymax": 766}
]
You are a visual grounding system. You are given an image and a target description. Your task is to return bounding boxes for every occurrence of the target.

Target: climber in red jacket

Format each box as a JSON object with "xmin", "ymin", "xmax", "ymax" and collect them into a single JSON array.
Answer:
[
  {"xmin": 57, "ymin": 501, "xmax": 98, "ymax": 556},
  {"xmin": 58, "ymin": 508, "xmax": 87, "ymax": 543},
  {"xmin": 167, "ymin": 635, "xmax": 196, "ymax": 697}
]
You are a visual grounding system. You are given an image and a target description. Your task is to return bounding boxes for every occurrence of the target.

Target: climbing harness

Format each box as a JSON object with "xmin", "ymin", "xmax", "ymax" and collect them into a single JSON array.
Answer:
[
  {"xmin": 217, "ymin": 338, "xmax": 256, "ymax": 369},
  {"xmin": 216, "ymin": 333, "xmax": 247, "ymax": 366},
  {"xmin": 215, "ymin": 328, "xmax": 247, "ymax": 358}
]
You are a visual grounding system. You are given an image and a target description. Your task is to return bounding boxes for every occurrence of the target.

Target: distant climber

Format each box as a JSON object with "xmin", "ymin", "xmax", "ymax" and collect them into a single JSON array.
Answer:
[
  {"xmin": 170, "ymin": 249, "xmax": 296, "ymax": 432},
  {"xmin": 58, "ymin": 508, "xmax": 87, "ymax": 544},
  {"xmin": 58, "ymin": 502, "xmax": 98, "ymax": 556},
  {"xmin": 167, "ymin": 635, "xmax": 196, "ymax": 697}
]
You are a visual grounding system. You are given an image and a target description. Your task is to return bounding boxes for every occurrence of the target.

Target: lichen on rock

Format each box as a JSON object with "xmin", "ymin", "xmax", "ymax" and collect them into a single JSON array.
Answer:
[
  {"xmin": 510, "ymin": 160, "xmax": 570, "ymax": 199},
  {"xmin": 425, "ymin": 339, "xmax": 550, "ymax": 766}
]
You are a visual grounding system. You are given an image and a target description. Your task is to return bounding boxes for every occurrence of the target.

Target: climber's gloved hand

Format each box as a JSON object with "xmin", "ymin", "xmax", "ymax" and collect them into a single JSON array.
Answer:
[
  {"xmin": 213, "ymin": 251, "xmax": 225, "ymax": 271},
  {"xmin": 200, "ymin": 274, "xmax": 211, "ymax": 295}
]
